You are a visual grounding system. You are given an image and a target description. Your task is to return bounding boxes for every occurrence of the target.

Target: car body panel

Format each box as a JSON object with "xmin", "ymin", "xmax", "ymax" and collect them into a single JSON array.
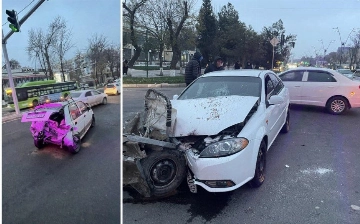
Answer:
[
  {"xmin": 104, "ymin": 83, "xmax": 120, "ymax": 95},
  {"xmin": 70, "ymin": 90, "xmax": 107, "ymax": 107},
  {"xmin": 171, "ymin": 96, "xmax": 259, "ymax": 137}
]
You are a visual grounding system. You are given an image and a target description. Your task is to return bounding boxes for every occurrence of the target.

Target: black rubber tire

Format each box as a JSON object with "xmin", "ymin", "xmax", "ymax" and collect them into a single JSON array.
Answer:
[
  {"xmin": 280, "ymin": 110, "xmax": 290, "ymax": 133},
  {"xmin": 33, "ymin": 99, "xmax": 39, "ymax": 107},
  {"xmin": 326, "ymin": 96, "xmax": 348, "ymax": 115},
  {"xmin": 34, "ymin": 138, "xmax": 44, "ymax": 149},
  {"xmin": 67, "ymin": 134, "xmax": 81, "ymax": 154},
  {"xmin": 91, "ymin": 115, "xmax": 95, "ymax": 127},
  {"xmin": 141, "ymin": 149, "xmax": 186, "ymax": 197},
  {"xmin": 102, "ymin": 97, "xmax": 107, "ymax": 105},
  {"xmin": 249, "ymin": 141, "xmax": 267, "ymax": 188},
  {"xmin": 116, "ymin": 91, "xmax": 120, "ymax": 95}
]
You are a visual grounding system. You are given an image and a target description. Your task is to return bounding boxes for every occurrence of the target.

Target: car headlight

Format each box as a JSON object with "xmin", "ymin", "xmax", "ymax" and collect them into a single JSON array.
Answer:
[{"xmin": 199, "ymin": 138, "xmax": 249, "ymax": 158}]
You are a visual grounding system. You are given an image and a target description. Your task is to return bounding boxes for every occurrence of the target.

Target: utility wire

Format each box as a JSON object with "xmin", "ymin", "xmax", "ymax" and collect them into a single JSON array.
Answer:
[{"xmin": 2, "ymin": 0, "xmax": 36, "ymax": 26}]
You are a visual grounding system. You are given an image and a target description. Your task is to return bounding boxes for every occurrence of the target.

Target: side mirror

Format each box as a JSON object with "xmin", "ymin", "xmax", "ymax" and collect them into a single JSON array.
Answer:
[
  {"xmin": 173, "ymin": 95, "xmax": 179, "ymax": 100},
  {"xmin": 268, "ymin": 95, "xmax": 284, "ymax": 105}
]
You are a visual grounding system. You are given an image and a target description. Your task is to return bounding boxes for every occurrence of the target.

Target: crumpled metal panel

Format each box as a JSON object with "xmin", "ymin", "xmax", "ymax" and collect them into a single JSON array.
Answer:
[{"xmin": 171, "ymin": 95, "xmax": 259, "ymax": 137}]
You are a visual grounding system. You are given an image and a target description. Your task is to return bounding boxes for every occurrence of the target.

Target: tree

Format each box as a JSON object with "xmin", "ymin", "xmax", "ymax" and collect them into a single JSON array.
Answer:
[
  {"xmin": 164, "ymin": 0, "xmax": 195, "ymax": 70},
  {"xmin": 104, "ymin": 44, "xmax": 121, "ymax": 78},
  {"xmin": 123, "ymin": 0, "xmax": 147, "ymax": 68},
  {"xmin": 260, "ymin": 20, "xmax": 296, "ymax": 69},
  {"xmin": 196, "ymin": 0, "xmax": 217, "ymax": 65},
  {"xmin": 9, "ymin": 59, "xmax": 21, "ymax": 69},
  {"xmin": 87, "ymin": 34, "xmax": 108, "ymax": 85},
  {"xmin": 51, "ymin": 17, "xmax": 74, "ymax": 82}
]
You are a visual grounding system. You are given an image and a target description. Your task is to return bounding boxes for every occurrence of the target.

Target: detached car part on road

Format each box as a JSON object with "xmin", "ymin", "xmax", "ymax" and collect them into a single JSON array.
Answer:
[
  {"xmin": 21, "ymin": 100, "xmax": 95, "ymax": 154},
  {"xmin": 123, "ymin": 70, "xmax": 290, "ymax": 197}
]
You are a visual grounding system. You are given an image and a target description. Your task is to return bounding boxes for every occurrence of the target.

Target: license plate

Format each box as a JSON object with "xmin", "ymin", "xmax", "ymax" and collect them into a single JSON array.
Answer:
[
  {"xmin": 26, "ymin": 112, "xmax": 46, "ymax": 119},
  {"xmin": 187, "ymin": 170, "xmax": 197, "ymax": 193}
]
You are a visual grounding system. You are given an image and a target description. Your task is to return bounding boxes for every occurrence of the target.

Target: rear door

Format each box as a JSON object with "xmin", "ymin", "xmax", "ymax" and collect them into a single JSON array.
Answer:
[
  {"xmin": 301, "ymin": 70, "xmax": 340, "ymax": 106},
  {"xmin": 84, "ymin": 91, "xmax": 94, "ymax": 106},
  {"xmin": 278, "ymin": 70, "xmax": 305, "ymax": 104},
  {"xmin": 69, "ymin": 103, "xmax": 85, "ymax": 136}
]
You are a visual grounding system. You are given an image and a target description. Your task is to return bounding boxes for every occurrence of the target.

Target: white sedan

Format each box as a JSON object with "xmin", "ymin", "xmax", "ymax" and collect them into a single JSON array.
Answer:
[
  {"xmin": 170, "ymin": 70, "xmax": 290, "ymax": 193},
  {"xmin": 70, "ymin": 90, "xmax": 107, "ymax": 107},
  {"xmin": 278, "ymin": 67, "xmax": 360, "ymax": 114}
]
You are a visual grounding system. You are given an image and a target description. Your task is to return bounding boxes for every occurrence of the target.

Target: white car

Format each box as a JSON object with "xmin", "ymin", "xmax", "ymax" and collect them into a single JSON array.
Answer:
[
  {"xmin": 70, "ymin": 90, "xmax": 107, "ymax": 107},
  {"xmin": 21, "ymin": 100, "xmax": 95, "ymax": 154},
  {"xmin": 278, "ymin": 67, "xmax": 360, "ymax": 114},
  {"xmin": 169, "ymin": 70, "xmax": 290, "ymax": 193}
]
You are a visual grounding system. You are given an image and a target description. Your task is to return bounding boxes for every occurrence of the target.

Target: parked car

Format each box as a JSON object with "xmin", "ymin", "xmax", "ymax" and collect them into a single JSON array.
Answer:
[
  {"xmin": 104, "ymin": 83, "xmax": 121, "ymax": 95},
  {"xmin": 69, "ymin": 90, "xmax": 107, "ymax": 106},
  {"xmin": 21, "ymin": 100, "xmax": 95, "ymax": 154},
  {"xmin": 278, "ymin": 67, "xmax": 360, "ymax": 114},
  {"xmin": 124, "ymin": 69, "xmax": 290, "ymax": 197},
  {"xmin": 337, "ymin": 69, "xmax": 355, "ymax": 79}
]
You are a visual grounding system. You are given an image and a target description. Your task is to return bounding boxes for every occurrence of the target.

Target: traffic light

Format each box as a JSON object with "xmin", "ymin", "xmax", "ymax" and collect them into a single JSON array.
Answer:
[
  {"xmin": 6, "ymin": 10, "xmax": 20, "ymax": 32},
  {"xmin": 280, "ymin": 34, "xmax": 285, "ymax": 46}
]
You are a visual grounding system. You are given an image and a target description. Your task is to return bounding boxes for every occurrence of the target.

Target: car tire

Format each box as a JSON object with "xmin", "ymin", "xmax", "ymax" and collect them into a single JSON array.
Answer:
[
  {"xmin": 326, "ymin": 96, "xmax": 348, "ymax": 115},
  {"xmin": 280, "ymin": 110, "xmax": 290, "ymax": 133},
  {"xmin": 141, "ymin": 149, "xmax": 186, "ymax": 197},
  {"xmin": 91, "ymin": 115, "xmax": 95, "ymax": 127},
  {"xmin": 34, "ymin": 138, "xmax": 44, "ymax": 149},
  {"xmin": 249, "ymin": 141, "xmax": 267, "ymax": 188},
  {"xmin": 33, "ymin": 99, "xmax": 39, "ymax": 107},
  {"xmin": 102, "ymin": 97, "xmax": 107, "ymax": 105},
  {"xmin": 116, "ymin": 91, "xmax": 119, "ymax": 95},
  {"xmin": 67, "ymin": 134, "xmax": 81, "ymax": 154}
]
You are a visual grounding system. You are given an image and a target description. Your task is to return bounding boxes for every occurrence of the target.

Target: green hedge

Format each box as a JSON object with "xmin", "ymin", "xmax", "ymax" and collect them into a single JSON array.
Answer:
[{"xmin": 123, "ymin": 76, "xmax": 185, "ymax": 84}]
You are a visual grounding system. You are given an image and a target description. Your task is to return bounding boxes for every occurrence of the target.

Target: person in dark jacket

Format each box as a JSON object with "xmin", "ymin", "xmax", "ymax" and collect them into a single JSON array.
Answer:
[
  {"xmin": 234, "ymin": 61, "xmax": 241, "ymax": 69},
  {"xmin": 204, "ymin": 56, "xmax": 225, "ymax": 74},
  {"xmin": 244, "ymin": 62, "xmax": 252, "ymax": 69},
  {"xmin": 184, "ymin": 52, "xmax": 203, "ymax": 86},
  {"xmin": 123, "ymin": 59, "xmax": 129, "ymax": 75}
]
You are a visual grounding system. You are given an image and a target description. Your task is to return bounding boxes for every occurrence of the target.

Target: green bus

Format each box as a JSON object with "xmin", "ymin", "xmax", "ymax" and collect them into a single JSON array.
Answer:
[{"xmin": 5, "ymin": 80, "xmax": 78, "ymax": 109}]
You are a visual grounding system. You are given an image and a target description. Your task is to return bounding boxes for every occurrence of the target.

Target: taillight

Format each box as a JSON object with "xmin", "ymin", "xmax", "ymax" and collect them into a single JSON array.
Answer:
[{"xmin": 113, "ymin": 86, "xmax": 116, "ymax": 89}]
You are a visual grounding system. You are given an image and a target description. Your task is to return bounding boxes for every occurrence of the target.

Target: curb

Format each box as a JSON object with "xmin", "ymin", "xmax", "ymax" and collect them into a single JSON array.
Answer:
[
  {"xmin": 123, "ymin": 83, "xmax": 186, "ymax": 88},
  {"xmin": 2, "ymin": 113, "xmax": 22, "ymax": 123}
]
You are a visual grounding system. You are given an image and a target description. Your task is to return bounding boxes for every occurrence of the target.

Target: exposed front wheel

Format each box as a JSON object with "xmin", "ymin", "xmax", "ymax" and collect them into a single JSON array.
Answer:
[
  {"xmin": 91, "ymin": 115, "xmax": 95, "ymax": 127},
  {"xmin": 326, "ymin": 96, "xmax": 348, "ymax": 115},
  {"xmin": 249, "ymin": 141, "xmax": 267, "ymax": 188},
  {"xmin": 141, "ymin": 149, "xmax": 186, "ymax": 197},
  {"xmin": 102, "ymin": 97, "xmax": 107, "ymax": 105}
]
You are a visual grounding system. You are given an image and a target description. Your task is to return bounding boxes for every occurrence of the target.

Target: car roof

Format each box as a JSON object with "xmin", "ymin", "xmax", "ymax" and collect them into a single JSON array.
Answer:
[
  {"xmin": 281, "ymin": 67, "xmax": 335, "ymax": 73},
  {"xmin": 202, "ymin": 69, "xmax": 270, "ymax": 78}
]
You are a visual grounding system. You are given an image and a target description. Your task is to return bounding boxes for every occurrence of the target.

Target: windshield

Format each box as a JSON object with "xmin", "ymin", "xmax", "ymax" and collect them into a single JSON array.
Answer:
[
  {"xmin": 178, "ymin": 76, "xmax": 262, "ymax": 100},
  {"xmin": 70, "ymin": 92, "xmax": 82, "ymax": 98}
]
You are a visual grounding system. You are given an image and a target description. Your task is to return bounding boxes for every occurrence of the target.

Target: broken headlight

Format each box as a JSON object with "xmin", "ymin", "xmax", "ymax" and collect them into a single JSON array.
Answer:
[{"xmin": 199, "ymin": 138, "xmax": 249, "ymax": 158}]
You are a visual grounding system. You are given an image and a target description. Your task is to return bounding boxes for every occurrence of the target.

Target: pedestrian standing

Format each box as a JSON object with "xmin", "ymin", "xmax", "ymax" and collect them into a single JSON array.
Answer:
[
  {"xmin": 204, "ymin": 56, "xmax": 225, "ymax": 74},
  {"xmin": 184, "ymin": 52, "xmax": 203, "ymax": 86},
  {"xmin": 123, "ymin": 59, "xmax": 129, "ymax": 76},
  {"xmin": 244, "ymin": 62, "xmax": 252, "ymax": 69},
  {"xmin": 234, "ymin": 61, "xmax": 241, "ymax": 70}
]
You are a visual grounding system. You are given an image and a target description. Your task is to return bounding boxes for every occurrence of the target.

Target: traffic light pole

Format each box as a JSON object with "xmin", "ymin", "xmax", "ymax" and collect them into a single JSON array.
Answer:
[{"xmin": 2, "ymin": 30, "xmax": 20, "ymax": 115}]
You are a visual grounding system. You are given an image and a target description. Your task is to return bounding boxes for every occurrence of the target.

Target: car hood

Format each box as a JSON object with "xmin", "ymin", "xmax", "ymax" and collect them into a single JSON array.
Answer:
[{"xmin": 170, "ymin": 95, "xmax": 259, "ymax": 137}]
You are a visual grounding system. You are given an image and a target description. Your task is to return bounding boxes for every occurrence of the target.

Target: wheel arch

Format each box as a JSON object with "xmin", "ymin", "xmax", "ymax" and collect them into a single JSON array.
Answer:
[{"xmin": 326, "ymin": 95, "xmax": 351, "ymax": 109}]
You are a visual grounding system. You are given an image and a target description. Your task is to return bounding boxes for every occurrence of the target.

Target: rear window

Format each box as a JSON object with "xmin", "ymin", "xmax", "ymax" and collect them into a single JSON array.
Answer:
[{"xmin": 107, "ymin": 84, "xmax": 115, "ymax": 88}]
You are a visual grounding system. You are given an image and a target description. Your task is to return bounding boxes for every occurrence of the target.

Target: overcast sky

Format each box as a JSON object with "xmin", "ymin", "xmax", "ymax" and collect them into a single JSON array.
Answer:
[
  {"xmin": 2, "ymin": 0, "xmax": 120, "ymax": 67},
  {"xmin": 196, "ymin": 0, "xmax": 360, "ymax": 60}
]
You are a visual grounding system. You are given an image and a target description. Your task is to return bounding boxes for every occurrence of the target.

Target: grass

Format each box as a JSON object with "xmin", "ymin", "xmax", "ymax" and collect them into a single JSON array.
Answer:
[{"xmin": 123, "ymin": 76, "xmax": 185, "ymax": 84}]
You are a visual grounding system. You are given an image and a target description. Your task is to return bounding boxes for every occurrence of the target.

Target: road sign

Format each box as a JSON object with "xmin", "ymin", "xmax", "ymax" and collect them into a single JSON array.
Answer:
[{"xmin": 270, "ymin": 37, "xmax": 279, "ymax": 47}]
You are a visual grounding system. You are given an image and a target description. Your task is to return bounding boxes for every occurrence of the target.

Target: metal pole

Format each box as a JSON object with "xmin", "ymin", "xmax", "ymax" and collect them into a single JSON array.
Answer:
[
  {"xmin": 146, "ymin": 30, "xmax": 148, "ymax": 78},
  {"xmin": 2, "ymin": 30, "xmax": 20, "ymax": 115},
  {"xmin": 272, "ymin": 45, "xmax": 275, "ymax": 70}
]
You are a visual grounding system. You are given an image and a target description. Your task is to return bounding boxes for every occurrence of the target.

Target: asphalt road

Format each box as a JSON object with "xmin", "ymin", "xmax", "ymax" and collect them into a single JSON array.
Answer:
[
  {"xmin": 123, "ymin": 87, "xmax": 360, "ymax": 224},
  {"xmin": 2, "ymin": 94, "xmax": 121, "ymax": 224}
]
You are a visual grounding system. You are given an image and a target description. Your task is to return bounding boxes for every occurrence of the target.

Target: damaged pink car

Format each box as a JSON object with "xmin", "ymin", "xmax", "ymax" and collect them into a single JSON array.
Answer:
[{"xmin": 21, "ymin": 100, "xmax": 95, "ymax": 154}]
